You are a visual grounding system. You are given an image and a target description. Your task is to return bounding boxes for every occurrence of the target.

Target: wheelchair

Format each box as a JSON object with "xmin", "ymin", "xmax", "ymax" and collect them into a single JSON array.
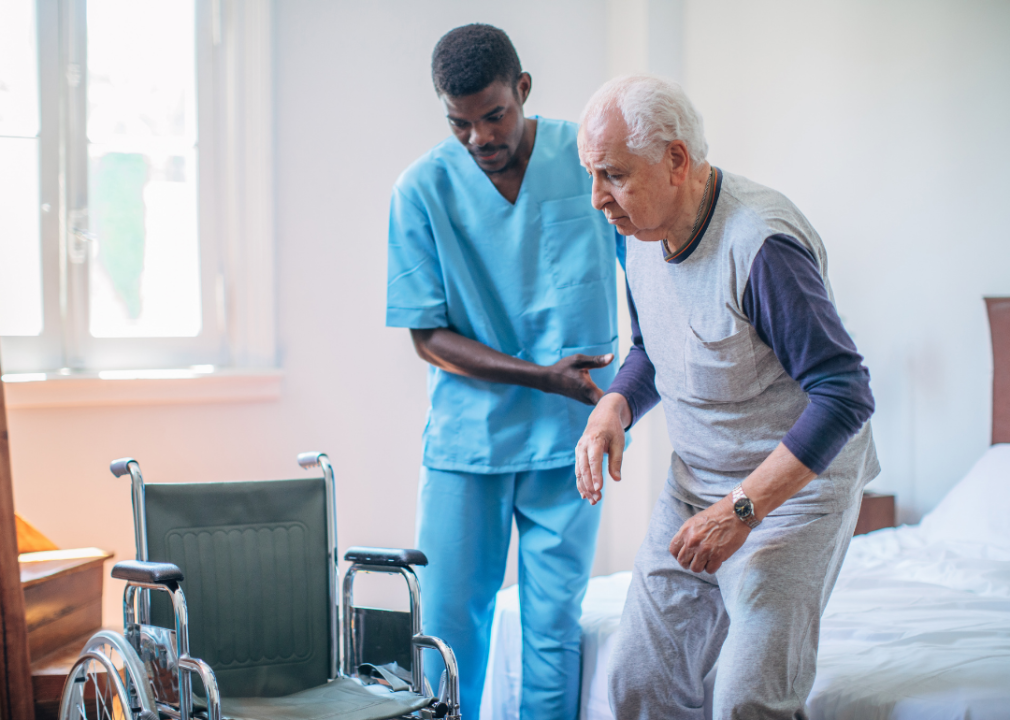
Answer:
[{"xmin": 58, "ymin": 452, "xmax": 460, "ymax": 720}]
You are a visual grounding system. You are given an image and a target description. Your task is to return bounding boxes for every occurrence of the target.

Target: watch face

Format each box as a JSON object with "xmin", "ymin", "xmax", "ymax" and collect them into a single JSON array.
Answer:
[{"xmin": 734, "ymin": 497, "xmax": 754, "ymax": 519}]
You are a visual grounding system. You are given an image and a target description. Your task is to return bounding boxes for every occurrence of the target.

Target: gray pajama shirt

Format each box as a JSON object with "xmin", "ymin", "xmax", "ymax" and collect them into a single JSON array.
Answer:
[{"xmin": 607, "ymin": 170, "xmax": 879, "ymax": 719}]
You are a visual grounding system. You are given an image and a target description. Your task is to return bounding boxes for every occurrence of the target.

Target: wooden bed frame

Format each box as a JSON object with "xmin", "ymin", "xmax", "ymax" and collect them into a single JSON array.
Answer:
[{"xmin": 986, "ymin": 297, "xmax": 1010, "ymax": 445}]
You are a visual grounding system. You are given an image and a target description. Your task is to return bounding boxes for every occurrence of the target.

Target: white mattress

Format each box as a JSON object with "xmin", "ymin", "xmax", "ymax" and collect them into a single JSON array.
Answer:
[{"xmin": 481, "ymin": 445, "xmax": 1010, "ymax": 720}]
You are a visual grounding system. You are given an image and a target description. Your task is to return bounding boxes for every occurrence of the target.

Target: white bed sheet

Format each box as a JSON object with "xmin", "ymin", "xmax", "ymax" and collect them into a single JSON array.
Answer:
[{"xmin": 481, "ymin": 445, "xmax": 1010, "ymax": 720}]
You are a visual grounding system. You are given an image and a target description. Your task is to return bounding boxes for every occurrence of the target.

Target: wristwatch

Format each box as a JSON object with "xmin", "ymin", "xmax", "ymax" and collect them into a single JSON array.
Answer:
[{"xmin": 731, "ymin": 485, "xmax": 761, "ymax": 529}]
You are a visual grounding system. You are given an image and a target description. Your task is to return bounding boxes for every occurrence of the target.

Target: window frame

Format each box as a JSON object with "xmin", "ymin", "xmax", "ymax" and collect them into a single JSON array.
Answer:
[{"xmin": 0, "ymin": 0, "xmax": 275, "ymax": 374}]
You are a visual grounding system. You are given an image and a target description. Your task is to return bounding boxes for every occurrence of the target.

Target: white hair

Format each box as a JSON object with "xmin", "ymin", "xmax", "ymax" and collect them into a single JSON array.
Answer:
[{"xmin": 581, "ymin": 75, "xmax": 708, "ymax": 165}]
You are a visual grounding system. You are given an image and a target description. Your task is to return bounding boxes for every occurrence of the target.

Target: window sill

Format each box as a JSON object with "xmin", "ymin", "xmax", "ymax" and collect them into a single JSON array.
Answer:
[{"xmin": 1, "ymin": 368, "xmax": 282, "ymax": 409}]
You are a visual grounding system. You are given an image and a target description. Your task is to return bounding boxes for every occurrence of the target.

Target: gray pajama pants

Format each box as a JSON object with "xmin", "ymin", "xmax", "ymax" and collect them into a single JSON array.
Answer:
[{"xmin": 608, "ymin": 477, "xmax": 861, "ymax": 720}]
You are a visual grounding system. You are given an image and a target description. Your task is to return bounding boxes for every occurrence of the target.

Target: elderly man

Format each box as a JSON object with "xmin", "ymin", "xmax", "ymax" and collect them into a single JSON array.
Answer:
[{"xmin": 574, "ymin": 76, "xmax": 879, "ymax": 719}]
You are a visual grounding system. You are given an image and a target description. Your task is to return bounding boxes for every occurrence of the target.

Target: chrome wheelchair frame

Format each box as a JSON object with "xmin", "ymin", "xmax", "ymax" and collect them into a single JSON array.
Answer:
[{"xmin": 57, "ymin": 453, "xmax": 460, "ymax": 720}]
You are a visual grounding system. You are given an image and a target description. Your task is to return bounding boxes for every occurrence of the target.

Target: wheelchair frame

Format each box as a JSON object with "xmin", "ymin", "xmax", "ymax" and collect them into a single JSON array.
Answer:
[{"xmin": 60, "ymin": 453, "xmax": 460, "ymax": 720}]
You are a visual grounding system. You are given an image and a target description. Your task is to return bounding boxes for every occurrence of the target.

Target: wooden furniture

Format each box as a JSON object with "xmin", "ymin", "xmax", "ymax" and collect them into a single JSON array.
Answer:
[
  {"xmin": 0, "ymin": 358, "xmax": 34, "ymax": 720},
  {"xmin": 986, "ymin": 297, "xmax": 1010, "ymax": 445},
  {"xmin": 854, "ymin": 491, "xmax": 896, "ymax": 535},
  {"xmin": 21, "ymin": 551, "xmax": 112, "ymax": 661},
  {"xmin": 19, "ymin": 550, "xmax": 113, "ymax": 720},
  {"xmin": 28, "ymin": 627, "xmax": 119, "ymax": 720}
]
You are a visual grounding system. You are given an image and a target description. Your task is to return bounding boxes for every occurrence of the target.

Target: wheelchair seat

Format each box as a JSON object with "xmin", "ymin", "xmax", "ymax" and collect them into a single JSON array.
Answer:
[
  {"xmin": 57, "ymin": 453, "xmax": 459, "ymax": 720},
  {"xmin": 216, "ymin": 675, "xmax": 431, "ymax": 720}
]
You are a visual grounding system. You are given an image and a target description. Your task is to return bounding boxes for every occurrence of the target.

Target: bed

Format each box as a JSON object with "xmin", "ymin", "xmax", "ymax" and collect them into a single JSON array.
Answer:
[{"xmin": 480, "ymin": 297, "xmax": 1010, "ymax": 720}]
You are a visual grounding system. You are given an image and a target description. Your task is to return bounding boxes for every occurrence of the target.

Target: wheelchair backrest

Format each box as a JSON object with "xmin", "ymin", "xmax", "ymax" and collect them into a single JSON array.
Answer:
[{"xmin": 144, "ymin": 478, "xmax": 331, "ymax": 698}]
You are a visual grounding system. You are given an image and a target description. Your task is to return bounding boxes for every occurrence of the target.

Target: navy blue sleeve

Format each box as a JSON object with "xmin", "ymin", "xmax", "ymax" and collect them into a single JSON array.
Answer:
[
  {"xmin": 743, "ymin": 234, "xmax": 875, "ymax": 474},
  {"xmin": 606, "ymin": 281, "xmax": 661, "ymax": 428}
]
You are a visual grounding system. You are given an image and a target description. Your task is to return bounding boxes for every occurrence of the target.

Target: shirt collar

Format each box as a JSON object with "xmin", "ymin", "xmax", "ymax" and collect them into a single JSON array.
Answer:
[{"xmin": 661, "ymin": 167, "xmax": 722, "ymax": 264}]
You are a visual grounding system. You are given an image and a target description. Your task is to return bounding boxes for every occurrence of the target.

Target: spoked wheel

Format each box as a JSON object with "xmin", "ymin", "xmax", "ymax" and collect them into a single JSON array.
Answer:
[{"xmin": 59, "ymin": 631, "xmax": 158, "ymax": 720}]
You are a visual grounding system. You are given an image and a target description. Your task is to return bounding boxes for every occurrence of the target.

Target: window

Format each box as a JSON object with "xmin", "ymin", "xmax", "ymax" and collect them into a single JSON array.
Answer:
[{"xmin": 0, "ymin": 0, "xmax": 275, "ymax": 375}]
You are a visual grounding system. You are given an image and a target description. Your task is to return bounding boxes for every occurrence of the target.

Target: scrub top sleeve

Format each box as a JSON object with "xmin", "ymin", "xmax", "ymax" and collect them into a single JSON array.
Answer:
[{"xmin": 386, "ymin": 185, "xmax": 449, "ymax": 329}]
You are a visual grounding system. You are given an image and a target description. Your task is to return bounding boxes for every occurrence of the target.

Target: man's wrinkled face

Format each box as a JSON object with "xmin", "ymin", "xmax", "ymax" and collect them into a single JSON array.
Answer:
[
  {"xmin": 442, "ymin": 78, "xmax": 528, "ymax": 175},
  {"xmin": 578, "ymin": 112, "xmax": 677, "ymax": 242}
]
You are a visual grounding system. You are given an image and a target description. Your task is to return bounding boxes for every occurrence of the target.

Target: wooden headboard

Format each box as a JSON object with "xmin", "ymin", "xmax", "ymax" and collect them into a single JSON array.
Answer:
[{"xmin": 986, "ymin": 297, "xmax": 1010, "ymax": 445}]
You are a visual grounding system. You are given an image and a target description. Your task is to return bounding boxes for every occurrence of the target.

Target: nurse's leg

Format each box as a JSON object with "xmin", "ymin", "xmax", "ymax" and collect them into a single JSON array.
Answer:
[
  {"xmin": 513, "ymin": 465, "xmax": 601, "ymax": 720},
  {"xmin": 414, "ymin": 467, "xmax": 514, "ymax": 719},
  {"xmin": 608, "ymin": 483, "xmax": 728, "ymax": 720},
  {"xmin": 711, "ymin": 502, "xmax": 861, "ymax": 720}
]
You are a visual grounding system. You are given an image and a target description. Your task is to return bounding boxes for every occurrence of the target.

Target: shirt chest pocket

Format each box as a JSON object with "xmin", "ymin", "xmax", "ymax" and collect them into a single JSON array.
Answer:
[
  {"xmin": 682, "ymin": 325, "xmax": 764, "ymax": 403},
  {"xmin": 540, "ymin": 194, "xmax": 611, "ymax": 289}
]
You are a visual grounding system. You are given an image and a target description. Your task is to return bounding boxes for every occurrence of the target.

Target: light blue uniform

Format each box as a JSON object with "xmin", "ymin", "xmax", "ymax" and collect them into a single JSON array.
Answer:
[{"xmin": 386, "ymin": 117, "xmax": 623, "ymax": 719}]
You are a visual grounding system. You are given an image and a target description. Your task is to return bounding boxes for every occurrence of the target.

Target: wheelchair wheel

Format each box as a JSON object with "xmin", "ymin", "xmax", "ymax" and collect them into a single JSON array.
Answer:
[{"xmin": 59, "ymin": 631, "xmax": 158, "ymax": 720}]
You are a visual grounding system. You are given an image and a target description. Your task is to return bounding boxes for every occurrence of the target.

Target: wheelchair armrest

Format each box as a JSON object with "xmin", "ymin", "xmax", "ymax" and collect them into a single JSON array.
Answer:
[
  {"xmin": 344, "ymin": 546, "xmax": 428, "ymax": 568},
  {"xmin": 112, "ymin": 560, "xmax": 185, "ymax": 590}
]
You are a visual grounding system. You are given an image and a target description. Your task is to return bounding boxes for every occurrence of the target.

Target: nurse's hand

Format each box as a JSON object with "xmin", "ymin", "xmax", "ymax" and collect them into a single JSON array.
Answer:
[
  {"xmin": 575, "ymin": 392, "xmax": 630, "ymax": 505},
  {"xmin": 543, "ymin": 353, "xmax": 614, "ymax": 405}
]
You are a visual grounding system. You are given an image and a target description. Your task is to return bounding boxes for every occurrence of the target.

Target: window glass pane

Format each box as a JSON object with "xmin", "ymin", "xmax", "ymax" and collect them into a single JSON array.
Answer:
[
  {"xmin": 0, "ymin": 138, "xmax": 43, "ymax": 337},
  {"xmin": 88, "ymin": 148, "xmax": 201, "ymax": 337},
  {"xmin": 86, "ymin": 0, "xmax": 200, "ymax": 338},
  {"xmin": 0, "ymin": 0, "xmax": 40, "ymax": 138}
]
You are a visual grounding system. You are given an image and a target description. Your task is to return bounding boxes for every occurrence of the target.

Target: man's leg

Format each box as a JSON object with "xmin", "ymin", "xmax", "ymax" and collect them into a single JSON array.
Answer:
[
  {"xmin": 711, "ymin": 502, "xmax": 861, "ymax": 720},
  {"xmin": 608, "ymin": 480, "xmax": 728, "ymax": 720},
  {"xmin": 513, "ymin": 465, "xmax": 601, "ymax": 720},
  {"xmin": 415, "ymin": 467, "xmax": 514, "ymax": 719}
]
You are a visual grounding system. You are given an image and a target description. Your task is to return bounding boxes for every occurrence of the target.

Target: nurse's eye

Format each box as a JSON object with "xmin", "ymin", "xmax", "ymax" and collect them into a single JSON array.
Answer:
[
  {"xmin": 488, "ymin": 114, "xmax": 503, "ymax": 122},
  {"xmin": 449, "ymin": 119, "xmax": 470, "ymax": 129}
]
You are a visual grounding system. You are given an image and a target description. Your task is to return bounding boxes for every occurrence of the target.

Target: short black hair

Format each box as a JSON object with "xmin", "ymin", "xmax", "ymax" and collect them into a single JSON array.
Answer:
[{"xmin": 431, "ymin": 24, "xmax": 522, "ymax": 98}]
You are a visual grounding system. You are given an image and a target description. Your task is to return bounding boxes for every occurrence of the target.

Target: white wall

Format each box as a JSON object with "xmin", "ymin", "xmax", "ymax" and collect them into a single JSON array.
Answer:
[
  {"xmin": 8, "ymin": 0, "xmax": 1009, "ymax": 628},
  {"xmin": 680, "ymin": 0, "xmax": 1010, "ymax": 521},
  {"xmin": 8, "ymin": 0, "xmax": 629, "ymax": 625}
]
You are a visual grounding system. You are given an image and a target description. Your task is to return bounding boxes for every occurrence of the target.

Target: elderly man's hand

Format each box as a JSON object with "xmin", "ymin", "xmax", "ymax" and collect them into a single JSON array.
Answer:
[
  {"xmin": 668, "ymin": 497, "xmax": 750, "ymax": 574},
  {"xmin": 575, "ymin": 393, "xmax": 629, "ymax": 505}
]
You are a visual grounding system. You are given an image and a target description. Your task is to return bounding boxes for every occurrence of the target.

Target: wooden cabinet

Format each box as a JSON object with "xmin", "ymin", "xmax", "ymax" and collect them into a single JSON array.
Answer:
[
  {"xmin": 21, "ymin": 554, "xmax": 109, "ymax": 661},
  {"xmin": 854, "ymin": 492, "xmax": 896, "ymax": 536},
  {"xmin": 20, "ymin": 550, "xmax": 112, "ymax": 720}
]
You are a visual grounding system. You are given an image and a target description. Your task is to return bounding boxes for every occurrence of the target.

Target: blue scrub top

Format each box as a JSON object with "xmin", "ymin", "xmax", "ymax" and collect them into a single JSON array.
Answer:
[{"xmin": 386, "ymin": 117, "xmax": 624, "ymax": 473}]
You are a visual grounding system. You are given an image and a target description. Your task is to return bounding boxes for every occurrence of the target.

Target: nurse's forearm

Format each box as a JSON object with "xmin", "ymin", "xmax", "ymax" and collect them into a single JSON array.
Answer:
[
  {"xmin": 409, "ymin": 328, "xmax": 612, "ymax": 405},
  {"xmin": 411, "ymin": 327, "xmax": 545, "ymax": 385}
]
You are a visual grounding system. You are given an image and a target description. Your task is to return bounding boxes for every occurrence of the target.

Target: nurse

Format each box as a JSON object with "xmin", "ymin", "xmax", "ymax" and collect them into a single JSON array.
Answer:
[{"xmin": 386, "ymin": 24, "xmax": 623, "ymax": 720}]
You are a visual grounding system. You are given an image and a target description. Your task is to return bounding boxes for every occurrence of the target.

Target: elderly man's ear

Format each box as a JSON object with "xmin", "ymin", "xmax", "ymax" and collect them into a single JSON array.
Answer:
[{"xmin": 666, "ymin": 140, "xmax": 692, "ymax": 185}]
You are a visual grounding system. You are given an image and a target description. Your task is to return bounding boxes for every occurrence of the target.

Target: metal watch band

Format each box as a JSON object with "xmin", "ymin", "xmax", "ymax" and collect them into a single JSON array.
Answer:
[{"xmin": 731, "ymin": 484, "xmax": 761, "ymax": 529}]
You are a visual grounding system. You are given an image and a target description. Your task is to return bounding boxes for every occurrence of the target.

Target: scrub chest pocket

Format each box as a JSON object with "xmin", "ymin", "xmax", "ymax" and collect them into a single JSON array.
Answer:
[{"xmin": 540, "ymin": 194, "xmax": 612, "ymax": 289}]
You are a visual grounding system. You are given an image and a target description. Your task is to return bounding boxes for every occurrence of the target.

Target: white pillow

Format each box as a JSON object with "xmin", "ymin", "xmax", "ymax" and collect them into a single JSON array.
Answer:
[{"xmin": 918, "ymin": 443, "xmax": 1010, "ymax": 549}]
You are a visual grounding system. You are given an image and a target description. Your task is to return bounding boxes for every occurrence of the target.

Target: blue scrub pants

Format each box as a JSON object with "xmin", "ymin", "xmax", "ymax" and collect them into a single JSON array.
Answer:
[{"xmin": 415, "ymin": 465, "xmax": 601, "ymax": 720}]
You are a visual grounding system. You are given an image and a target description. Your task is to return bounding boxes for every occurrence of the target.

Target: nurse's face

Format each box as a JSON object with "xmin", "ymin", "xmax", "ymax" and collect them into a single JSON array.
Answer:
[
  {"xmin": 578, "ymin": 111, "xmax": 687, "ymax": 243},
  {"xmin": 441, "ymin": 75, "xmax": 531, "ymax": 175}
]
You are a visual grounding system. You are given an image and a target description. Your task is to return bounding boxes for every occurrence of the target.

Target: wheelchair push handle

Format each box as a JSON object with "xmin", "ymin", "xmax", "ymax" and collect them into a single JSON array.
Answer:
[
  {"xmin": 297, "ymin": 451, "xmax": 329, "ymax": 469},
  {"xmin": 110, "ymin": 457, "xmax": 138, "ymax": 477}
]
